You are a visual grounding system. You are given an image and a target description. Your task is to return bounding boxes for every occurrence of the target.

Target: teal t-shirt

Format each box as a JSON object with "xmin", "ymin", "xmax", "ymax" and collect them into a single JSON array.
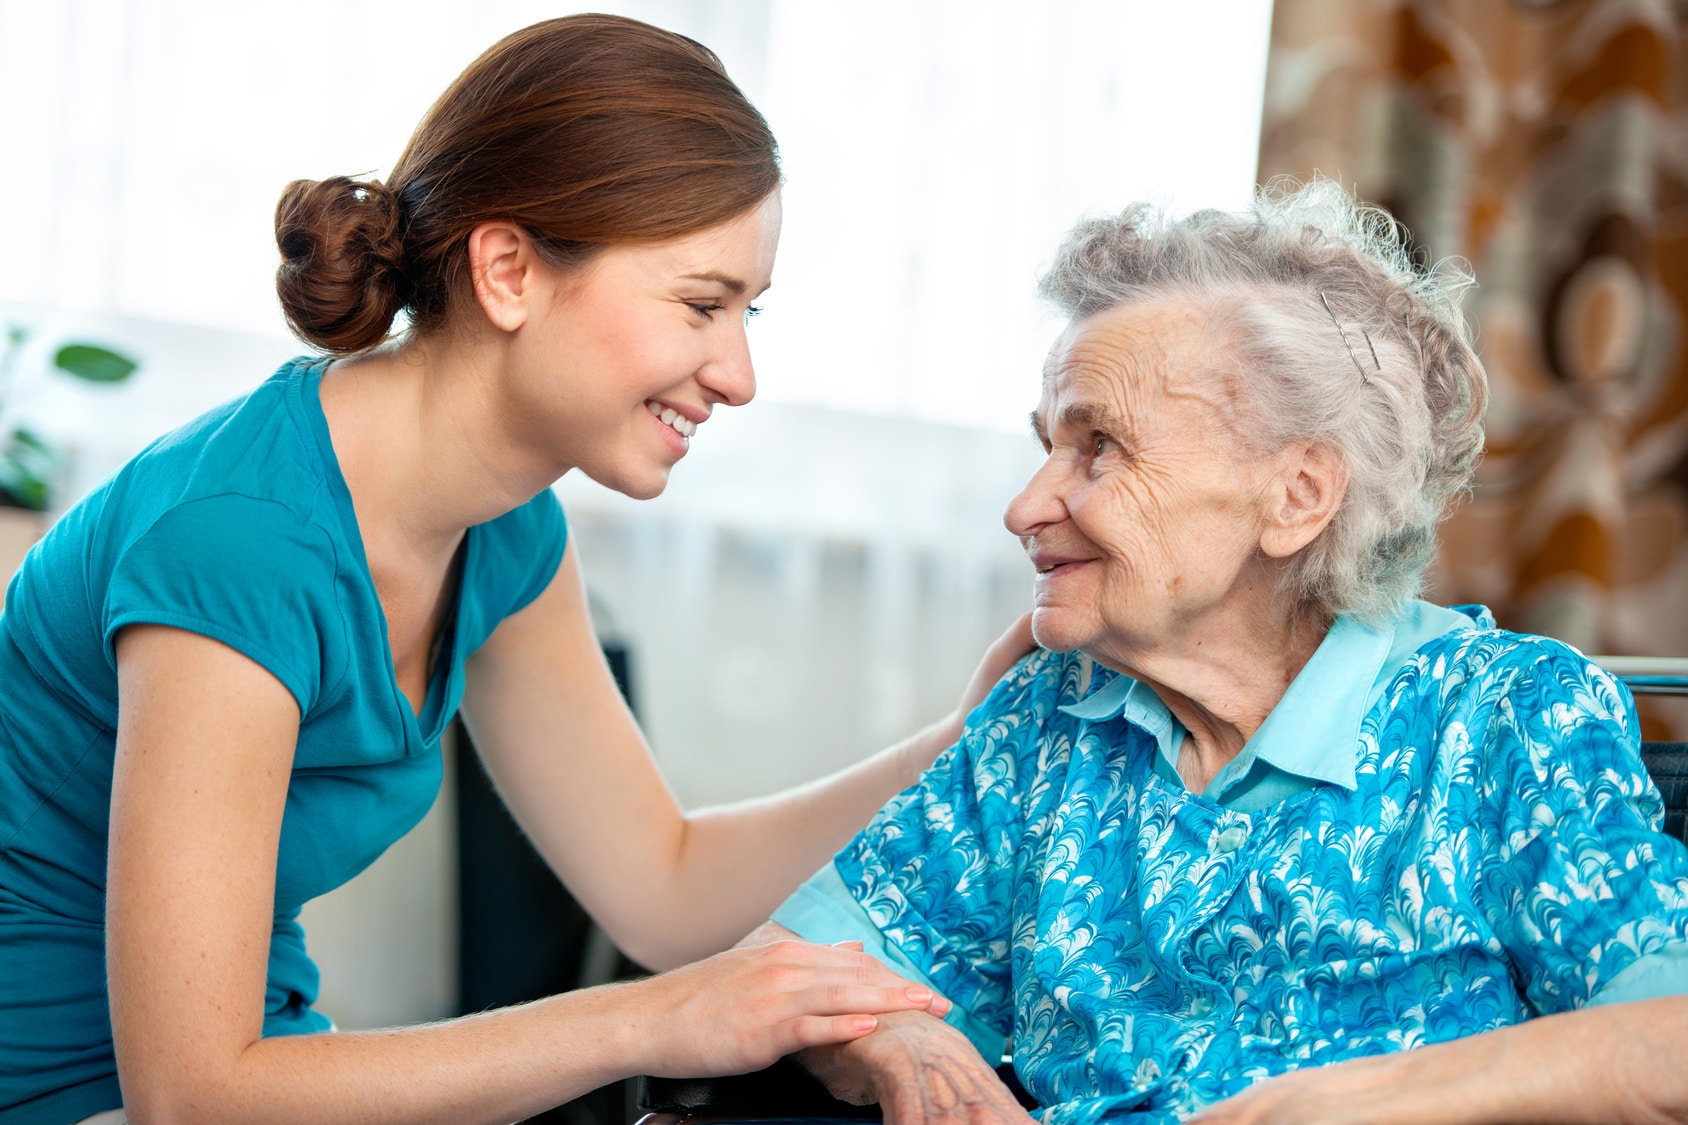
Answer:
[{"xmin": 0, "ymin": 356, "xmax": 569, "ymax": 1124}]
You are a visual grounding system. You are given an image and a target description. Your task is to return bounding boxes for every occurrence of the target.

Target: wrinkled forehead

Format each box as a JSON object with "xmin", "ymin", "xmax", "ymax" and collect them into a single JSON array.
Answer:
[{"xmin": 1037, "ymin": 300, "xmax": 1228, "ymax": 420}]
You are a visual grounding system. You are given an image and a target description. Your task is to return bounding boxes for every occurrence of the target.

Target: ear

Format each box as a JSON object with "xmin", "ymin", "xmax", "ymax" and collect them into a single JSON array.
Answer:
[
  {"xmin": 466, "ymin": 222, "xmax": 542, "ymax": 333},
  {"xmin": 1258, "ymin": 440, "xmax": 1348, "ymax": 559}
]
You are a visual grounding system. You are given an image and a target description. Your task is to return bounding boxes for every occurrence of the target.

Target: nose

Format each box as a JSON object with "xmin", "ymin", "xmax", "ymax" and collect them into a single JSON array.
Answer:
[
  {"xmin": 1003, "ymin": 456, "xmax": 1068, "ymax": 539},
  {"xmin": 699, "ymin": 320, "xmax": 757, "ymax": 408}
]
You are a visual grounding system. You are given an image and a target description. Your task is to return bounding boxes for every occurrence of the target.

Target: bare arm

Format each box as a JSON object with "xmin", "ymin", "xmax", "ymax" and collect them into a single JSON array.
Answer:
[
  {"xmin": 460, "ymin": 541, "xmax": 1033, "ymax": 969},
  {"xmin": 1187, "ymin": 996, "xmax": 1688, "ymax": 1125},
  {"xmin": 107, "ymin": 625, "xmax": 952, "ymax": 1124}
]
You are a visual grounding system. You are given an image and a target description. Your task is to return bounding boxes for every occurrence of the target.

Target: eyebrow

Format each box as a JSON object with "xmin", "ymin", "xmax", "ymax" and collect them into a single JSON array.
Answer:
[
  {"xmin": 1029, "ymin": 401, "xmax": 1133, "ymax": 444},
  {"xmin": 679, "ymin": 271, "xmax": 748, "ymax": 296}
]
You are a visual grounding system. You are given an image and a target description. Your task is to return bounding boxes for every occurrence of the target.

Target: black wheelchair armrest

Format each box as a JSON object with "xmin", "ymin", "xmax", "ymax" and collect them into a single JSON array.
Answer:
[
  {"xmin": 636, "ymin": 1057, "xmax": 876, "ymax": 1121},
  {"xmin": 636, "ymin": 1056, "xmax": 1035, "ymax": 1122}
]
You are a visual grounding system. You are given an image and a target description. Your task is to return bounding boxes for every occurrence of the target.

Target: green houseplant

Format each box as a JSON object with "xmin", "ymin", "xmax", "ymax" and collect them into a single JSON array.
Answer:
[{"xmin": 0, "ymin": 324, "xmax": 139, "ymax": 511}]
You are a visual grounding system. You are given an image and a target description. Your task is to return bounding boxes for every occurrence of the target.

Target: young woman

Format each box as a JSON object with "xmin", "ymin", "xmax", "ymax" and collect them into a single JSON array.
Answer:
[{"xmin": 0, "ymin": 16, "xmax": 1029, "ymax": 1124}]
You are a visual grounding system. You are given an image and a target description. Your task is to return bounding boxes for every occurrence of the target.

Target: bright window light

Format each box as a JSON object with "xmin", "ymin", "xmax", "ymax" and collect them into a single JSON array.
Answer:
[{"xmin": 0, "ymin": 0, "xmax": 1273, "ymax": 431}]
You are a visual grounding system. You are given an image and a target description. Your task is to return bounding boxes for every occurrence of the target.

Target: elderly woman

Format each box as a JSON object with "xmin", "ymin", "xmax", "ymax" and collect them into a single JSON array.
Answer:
[{"xmin": 748, "ymin": 181, "xmax": 1688, "ymax": 1124}]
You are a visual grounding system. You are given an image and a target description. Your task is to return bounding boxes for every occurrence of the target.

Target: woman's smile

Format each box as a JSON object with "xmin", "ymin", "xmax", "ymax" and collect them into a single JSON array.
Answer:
[
  {"xmin": 645, "ymin": 398, "xmax": 704, "ymax": 459},
  {"xmin": 645, "ymin": 398, "xmax": 702, "ymax": 441}
]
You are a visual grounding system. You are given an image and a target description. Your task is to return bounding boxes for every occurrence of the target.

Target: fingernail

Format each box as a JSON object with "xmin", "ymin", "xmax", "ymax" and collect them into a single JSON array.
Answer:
[
  {"xmin": 852, "ymin": 1015, "xmax": 877, "ymax": 1032},
  {"xmin": 905, "ymin": 987, "xmax": 933, "ymax": 1002}
]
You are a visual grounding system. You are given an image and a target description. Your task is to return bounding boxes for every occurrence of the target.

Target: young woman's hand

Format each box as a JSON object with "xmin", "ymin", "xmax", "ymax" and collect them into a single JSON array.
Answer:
[
  {"xmin": 800, "ymin": 1009, "xmax": 1034, "ymax": 1125},
  {"xmin": 955, "ymin": 612, "xmax": 1037, "ymax": 723},
  {"xmin": 906, "ymin": 612, "xmax": 1037, "ymax": 778},
  {"xmin": 626, "ymin": 935, "xmax": 952, "ymax": 1078}
]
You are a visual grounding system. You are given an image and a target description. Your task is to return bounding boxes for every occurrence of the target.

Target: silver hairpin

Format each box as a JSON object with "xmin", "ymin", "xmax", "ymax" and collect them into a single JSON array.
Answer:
[{"xmin": 1319, "ymin": 291, "xmax": 1379, "ymax": 384}]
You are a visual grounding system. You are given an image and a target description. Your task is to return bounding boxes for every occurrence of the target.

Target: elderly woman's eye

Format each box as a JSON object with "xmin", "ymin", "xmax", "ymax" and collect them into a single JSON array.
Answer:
[{"xmin": 1093, "ymin": 435, "xmax": 1119, "ymax": 458}]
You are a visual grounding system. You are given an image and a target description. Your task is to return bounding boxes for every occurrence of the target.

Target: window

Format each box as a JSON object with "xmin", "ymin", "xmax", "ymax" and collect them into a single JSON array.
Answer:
[{"xmin": 0, "ymin": 0, "xmax": 1272, "ymax": 431}]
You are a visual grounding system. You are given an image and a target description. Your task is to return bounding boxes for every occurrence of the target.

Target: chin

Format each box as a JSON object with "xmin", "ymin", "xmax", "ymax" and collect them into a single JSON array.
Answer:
[
  {"xmin": 1029, "ymin": 608, "xmax": 1085, "ymax": 654},
  {"xmin": 587, "ymin": 466, "xmax": 671, "ymax": 502}
]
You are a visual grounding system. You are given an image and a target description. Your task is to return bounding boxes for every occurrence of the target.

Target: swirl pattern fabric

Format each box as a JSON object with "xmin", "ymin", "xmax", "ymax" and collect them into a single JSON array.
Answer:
[{"xmin": 836, "ymin": 618, "xmax": 1688, "ymax": 1123}]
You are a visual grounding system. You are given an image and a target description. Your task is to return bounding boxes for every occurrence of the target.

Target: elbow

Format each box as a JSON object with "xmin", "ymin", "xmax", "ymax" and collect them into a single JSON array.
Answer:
[
  {"xmin": 616, "ymin": 917, "xmax": 794, "ymax": 974},
  {"xmin": 609, "ymin": 925, "xmax": 691, "ymax": 974},
  {"xmin": 123, "ymin": 1087, "xmax": 251, "ymax": 1125},
  {"xmin": 117, "ymin": 1057, "xmax": 246, "ymax": 1125},
  {"xmin": 121, "ymin": 1092, "xmax": 204, "ymax": 1125},
  {"xmin": 600, "ymin": 902, "xmax": 738, "ymax": 973}
]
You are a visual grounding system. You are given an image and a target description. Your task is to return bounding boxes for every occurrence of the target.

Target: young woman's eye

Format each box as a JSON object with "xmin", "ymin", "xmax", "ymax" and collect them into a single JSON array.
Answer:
[{"xmin": 687, "ymin": 302, "xmax": 726, "ymax": 319}]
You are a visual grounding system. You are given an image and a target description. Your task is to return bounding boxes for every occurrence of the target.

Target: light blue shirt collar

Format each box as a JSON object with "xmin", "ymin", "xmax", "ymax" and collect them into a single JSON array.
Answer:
[{"xmin": 1059, "ymin": 600, "xmax": 1475, "ymax": 800}]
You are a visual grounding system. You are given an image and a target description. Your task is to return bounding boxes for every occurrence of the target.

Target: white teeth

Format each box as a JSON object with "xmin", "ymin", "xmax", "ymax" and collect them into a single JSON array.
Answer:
[{"xmin": 647, "ymin": 401, "xmax": 698, "ymax": 439}]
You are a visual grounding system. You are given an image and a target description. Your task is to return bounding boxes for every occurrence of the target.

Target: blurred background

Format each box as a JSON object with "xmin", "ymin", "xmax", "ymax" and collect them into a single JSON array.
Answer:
[{"xmin": 2, "ymin": 0, "xmax": 1685, "ymax": 1095}]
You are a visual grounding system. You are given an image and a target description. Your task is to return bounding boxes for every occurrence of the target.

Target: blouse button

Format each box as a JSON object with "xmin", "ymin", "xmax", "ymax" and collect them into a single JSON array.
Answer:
[{"xmin": 1215, "ymin": 825, "xmax": 1250, "ymax": 854}]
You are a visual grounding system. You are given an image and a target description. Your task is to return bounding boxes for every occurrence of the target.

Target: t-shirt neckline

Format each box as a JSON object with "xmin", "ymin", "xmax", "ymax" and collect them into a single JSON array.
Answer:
[{"xmin": 285, "ymin": 355, "xmax": 468, "ymax": 744}]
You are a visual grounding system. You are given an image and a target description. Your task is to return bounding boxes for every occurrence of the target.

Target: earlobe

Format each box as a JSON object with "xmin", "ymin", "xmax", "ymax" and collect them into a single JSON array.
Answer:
[
  {"xmin": 1259, "ymin": 442, "xmax": 1348, "ymax": 559},
  {"xmin": 467, "ymin": 222, "xmax": 534, "ymax": 333}
]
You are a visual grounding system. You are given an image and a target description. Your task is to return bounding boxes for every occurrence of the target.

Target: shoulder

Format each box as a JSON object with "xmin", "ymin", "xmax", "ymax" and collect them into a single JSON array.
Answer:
[
  {"xmin": 86, "ymin": 358, "xmax": 331, "ymax": 538},
  {"xmin": 473, "ymin": 487, "xmax": 568, "ymax": 578},
  {"xmin": 1411, "ymin": 618, "xmax": 1633, "ymax": 739},
  {"xmin": 972, "ymin": 646, "xmax": 1102, "ymax": 720},
  {"xmin": 1390, "ymin": 618, "xmax": 1642, "ymax": 818},
  {"xmin": 947, "ymin": 648, "xmax": 1115, "ymax": 799},
  {"xmin": 458, "ymin": 489, "xmax": 569, "ymax": 651},
  {"xmin": 100, "ymin": 491, "xmax": 349, "ymax": 711},
  {"xmin": 74, "ymin": 358, "xmax": 346, "ymax": 632},
  {"xmin": 962, "ymin": 648, "xmax": 1095, "ymax": 750}
]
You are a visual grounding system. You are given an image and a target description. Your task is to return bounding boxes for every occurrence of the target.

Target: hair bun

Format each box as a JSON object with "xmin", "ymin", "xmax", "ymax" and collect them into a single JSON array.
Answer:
[{"xmin": 274, "ymin": 176, "xmax": 408, "ymax": 354}]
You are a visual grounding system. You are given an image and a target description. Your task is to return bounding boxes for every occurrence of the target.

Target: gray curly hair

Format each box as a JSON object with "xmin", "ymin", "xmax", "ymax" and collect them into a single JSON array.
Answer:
[{"xmin": 1037, "ymin": 179, "xmax": 1488, "ymax": 626}]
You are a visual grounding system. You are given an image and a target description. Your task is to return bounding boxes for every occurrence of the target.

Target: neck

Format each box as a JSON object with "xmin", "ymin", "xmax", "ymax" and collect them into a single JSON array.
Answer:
[
  {"xmin": 1093, "ymin": 584, "xmax": 1331, "ymax": 793},
  {"xmin": 318, "ymin": 332, "xmax": 566, "ymax": 566}
]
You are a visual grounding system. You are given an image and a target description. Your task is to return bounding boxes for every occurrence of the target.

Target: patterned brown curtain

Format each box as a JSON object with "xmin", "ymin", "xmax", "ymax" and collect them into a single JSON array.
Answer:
[{"xmin": 1258, "ymin": 0, "xmax": 1688, "ymax": 736}]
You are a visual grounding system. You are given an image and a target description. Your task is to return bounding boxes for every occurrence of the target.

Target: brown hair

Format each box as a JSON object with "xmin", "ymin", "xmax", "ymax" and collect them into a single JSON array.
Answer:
[{"xmin": 275, "ymin": 14, "xmax": 780, "ymax": 355}]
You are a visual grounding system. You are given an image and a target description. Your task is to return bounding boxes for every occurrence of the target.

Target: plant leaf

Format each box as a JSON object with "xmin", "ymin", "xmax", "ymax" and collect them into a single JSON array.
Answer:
[
  {"xmin": 53, "ymin": 343, "xmax": 137, "ymax": 384},
  {"xmin": 0, "ymin": 453, "xmax": 49, "ymax": 511},
  {"xmin": 8, "ymin": 428, "xmax": 53, "ymax": 455}
]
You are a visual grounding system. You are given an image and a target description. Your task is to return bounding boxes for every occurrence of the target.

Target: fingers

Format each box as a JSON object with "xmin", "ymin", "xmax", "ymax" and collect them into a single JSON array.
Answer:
[
  {"xmin": 757, "ymin": 940, "xmax": 953, "ymax": 1017},
  {"xmin": 960, "ymin": 613, "xmax": 1039, "ymax": 712},
  {"xmin": 993, "ymin": 611, "xmax": 1035, "ymax": 656},
  {"xmin": 638, "ymin": 940, "xmax": 961, "ymax": 1078},
  {"xmin": 784, "ymin": 1012, "xmax": 882, "ymax": 1051},
  {"xmin": 880, "ymin": 1058, "xmax": 1029, "ymax": 1125},
  {"xmin": 807, "ymin": 979, "xmax": 946, "ymax": 1022}
]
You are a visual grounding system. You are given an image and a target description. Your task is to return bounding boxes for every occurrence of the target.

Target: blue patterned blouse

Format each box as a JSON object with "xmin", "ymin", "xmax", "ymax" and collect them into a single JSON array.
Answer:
[{"xmin": 774, "ymin": 605, "xmax": 1688, "ymax": 1123}]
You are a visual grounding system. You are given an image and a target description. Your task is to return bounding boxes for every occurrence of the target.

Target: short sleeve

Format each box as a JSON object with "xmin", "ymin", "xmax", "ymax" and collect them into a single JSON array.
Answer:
[
  {"xmin": 104, "ymin": 493, "xmax": 343, "ymax": 714},
  {"xmin": 830, "ymin": 650, "xmax": 1063, "ymax": 1042},
  {"xmin": 1475, "ymin": 643, "xmax": 1688, "ymax": 1013},
  {"xmin": 459, "ymin": 488, "xmax": 569, "ymax": 654}
]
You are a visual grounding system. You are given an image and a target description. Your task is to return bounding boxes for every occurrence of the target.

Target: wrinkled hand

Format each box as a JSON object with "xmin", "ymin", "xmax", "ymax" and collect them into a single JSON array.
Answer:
[
  {"xmin": 627, "ymin": 938, "xmax": 951, "ymax": 1079},
  {"xmin": 800, "ymin": 1010, "xmax": 1035, "ymax": 1125}
]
